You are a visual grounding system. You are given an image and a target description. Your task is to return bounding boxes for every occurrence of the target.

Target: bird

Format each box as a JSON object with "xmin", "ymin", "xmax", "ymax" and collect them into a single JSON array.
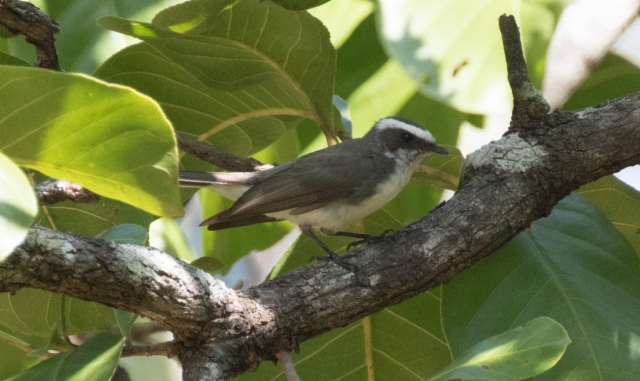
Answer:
[{"xmin": 179, "ymin": 117, "xmax": 448, "ymax": 269}]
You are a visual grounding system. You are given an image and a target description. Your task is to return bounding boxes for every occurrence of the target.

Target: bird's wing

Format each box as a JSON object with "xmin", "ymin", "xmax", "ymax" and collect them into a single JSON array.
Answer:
[{"xmin": 201, "ymin": 143, "xmax": 393, "ymax": 227}]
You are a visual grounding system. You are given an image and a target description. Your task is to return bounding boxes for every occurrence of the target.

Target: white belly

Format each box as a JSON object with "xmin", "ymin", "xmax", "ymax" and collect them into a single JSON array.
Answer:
[{"xmin": 269, "ymin": 164, "xmax": 415, "ymax": 233}]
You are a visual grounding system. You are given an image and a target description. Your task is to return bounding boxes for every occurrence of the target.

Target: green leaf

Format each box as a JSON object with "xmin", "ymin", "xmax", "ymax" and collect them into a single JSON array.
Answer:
[
  {"xmin": 564, "ymin": 53, "xmax": 640, "ymax": 110},
  {"xmin": 0, "ymin": 152, "xmax": 37, "ymax": 261},
  {"xmin": 0, "ymin": 51, "xmax": 30, "ymax": 67},
  {"xmin": 115, "ymin": 310, "xmax": 138, "ymax": 337},
  {"xmin": 414, "ymin": 145, "xmax": 464, "ymax": 190},
  {"xmin": 0, "ymin": 289, "xmax": 116, "ymax": 337},
  {"xmin": 429, "ymin": 317, "xmax": 570, "ymax": 380},
  {"xmin": 98, "ymin": 224, "xmax": 147, "ymax": 245},
  {"xmin": 95, "ymin": 0, "xmax": 343, "ymax": 154},
  {"xmin": 37, "ymin": 196, "xmax": 154, "ymax": 238},
  {"xmin": 376, "ymin": 0, "xmax": 513, "ymax": 114},
  {"xmin": 149, "ymin": 216, "xmax": 196, "ymax": 261},
  {"xmin": 6, "ymin": 333, "xmax": 124, "ymax": 381},
  {"xmin": 576, "ymin": 175, "xmax": 640, "ymax": 256},
  {"xmin": 237, "ymin": 290, "xmax": 452, "ymax": 380},
  {"xmin": 0, "ymin": 66, "xmax": 182, "ymax": 217},
  {"xmin": 376, "ymin": 0, "xmax": 563, "ymax": 115},
  {"xmin": 443, "ymin": 194, "xmax": 640, "ymax": 379},
  {"xmin": 0, "ymin": 328, "xmax": 33, "ymax": 352},
  {"xmin": 190, "ymin": 257, "xmax": 224, "ymax": 275},
  {"xmin": 308, "ymin": 0, "xmax": 374, "ymax": 48},
  {"xmin": 270, "ymin": 0, "xmax": 331, "ymax": 11}
]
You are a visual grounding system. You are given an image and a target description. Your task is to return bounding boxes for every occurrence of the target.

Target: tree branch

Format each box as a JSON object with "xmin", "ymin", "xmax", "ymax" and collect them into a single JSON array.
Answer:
[
  {"xmin": 34, "ymin": 179, "xmax": 100, "ymax": 205},
  {"xmin": 177, "ymin": 132, "xmax": 271, "ymax": 172},
  {"xmin": 121, "ymin": 341, "xmax": 177, "ymax": 358},
  {"xmin": 0, "ymin": 0, "xmax": 60, "ymax": 70}
]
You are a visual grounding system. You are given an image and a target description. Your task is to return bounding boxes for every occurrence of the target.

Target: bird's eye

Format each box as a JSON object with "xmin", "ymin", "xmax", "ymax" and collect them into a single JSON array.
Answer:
[{"xmin": 401, "ymin": 133, "xmax": 413, "ymax": 142}]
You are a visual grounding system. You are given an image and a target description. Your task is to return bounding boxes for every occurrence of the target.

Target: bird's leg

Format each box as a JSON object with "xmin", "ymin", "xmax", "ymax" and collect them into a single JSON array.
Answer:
[
  {"xmin": 331, "ymin": 230, "xmax": 396, "ymax": 251},
  {"xmin": 300, "ymin": 225, "xmax": 354, "ymax": 271}
]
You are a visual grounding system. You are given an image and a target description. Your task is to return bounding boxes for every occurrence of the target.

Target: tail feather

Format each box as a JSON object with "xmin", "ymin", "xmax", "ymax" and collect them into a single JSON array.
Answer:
[{"xmin": 200, "ymin": 214, "xmax": 281, "ymax": 230}]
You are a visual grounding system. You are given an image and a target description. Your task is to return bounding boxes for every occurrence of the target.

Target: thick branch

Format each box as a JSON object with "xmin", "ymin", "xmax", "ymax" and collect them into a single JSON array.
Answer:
[
  {"xmin": 35, "ymin": 179, "xmax": 100, "ymax": 205},
  {"xmin": 0, "ymin": 0, "xmax": 60, "ymax": 70},
  {"xmin": 177, "ymin": 132, "xmax": 270, "ymax": 172}
]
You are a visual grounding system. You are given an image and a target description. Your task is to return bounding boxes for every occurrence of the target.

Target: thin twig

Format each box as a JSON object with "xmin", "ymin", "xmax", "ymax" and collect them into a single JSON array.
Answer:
[
  {"xmin": 34, "ymin": 179, "xmax": 100, "ymax": 205},
  {"xmin": 277, "ymin": 352, "xmax": 301, "ymax": 381},
  {"xmin": 121, "ymin": 341, "xmax": 177, "ymax": 358},
  {"xmin": 177, "ymin": 132, "xmax": 271, "ymax": 172},
  {"xmin": 0, "ymin": 0, "xmax": 60, "ymax": 70}
]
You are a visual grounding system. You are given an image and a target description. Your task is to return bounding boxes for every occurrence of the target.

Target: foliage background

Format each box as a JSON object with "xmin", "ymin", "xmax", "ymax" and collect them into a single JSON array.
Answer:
[{"xmin": 0, "ymin": 0, "xmax": 640, "ymax": 380}]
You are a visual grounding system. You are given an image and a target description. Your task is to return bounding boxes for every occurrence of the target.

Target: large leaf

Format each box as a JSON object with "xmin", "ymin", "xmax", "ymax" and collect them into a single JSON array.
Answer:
[
  {"xmin": 0, "ymin": 66, "xmax": 181, "ymax": 217},
  {"xmin": 6, "ymin": 333, "xmax": 124, "ymax": 381},
  {"xmin": 376, "ymin": 0, "xmax": 566, "ymax": 115},
  {"xmin": 0, "ymin": 289, "xmax": 116, "ymax": 338},
  {"xmin": 576, "ymin": 175, "xmax": 640, "ymax": 256},
  {"xmin": 308, "ymin": 0, "xmax": 374, "ymax": 48},
  {"xmin": 0, "ymin": 152, "xmax": 37, "ymax": 261},
  {"xmin": 443, "ymin": 194, "xmax": 640, "ymax": 379},
  {"xmin": 95, "ymin": 0, "xmax": 342, "ymax": 158},
  {"xmin": 564, "ymin": 53, "xmax": 640, "ymax": 110},
  {"xmin": 237, "ymin": 289, "xmax": 452, "ymax": 380},
  {"xmin": 429, "ymin": 317, "xmax": 570, "ymax": 380}
]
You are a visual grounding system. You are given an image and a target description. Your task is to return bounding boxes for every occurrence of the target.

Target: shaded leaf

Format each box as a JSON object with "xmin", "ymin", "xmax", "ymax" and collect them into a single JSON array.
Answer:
[
  {"xmin": 98, "ymin": 224, "xmax": 147, "ymax": 245},
  {"xmin": 429, "ymin": 317, "xmax": 570, "ymax": 380},
  {"xmin": 443, "ymin": 194, "xmax": 640, "ymax": 379},
  {"xmin": 564, "ymin": 53, "xmax": 640, "ymax": 110},
  {"xmin": 576, "ymin": 175, "xmax": 640, "ymax": 256},
  {"xmin": 6, "ymin": 333, "xmax": 124, "ymax": 381},
  {"xmin": 0, "ymin": 152, "xmax": 37, "ymax": 261},
  {"xmin": 115, "ymin": 310, "xmax": 138, "ymax": 337},
  {"xmin": 414, "ymin": 145, "xmax": 464, "ymax": 190},
  {"xmin": 0, "ymin": 66, "xmax": 181, "ymax": 217},
  {"xmin": 0, "ymin": 51, "xmax": 30, "ymax": 67},
  {"xmin": 190, "ymin": 257, "xmax": 224, "ymax": 274},
  {"xmin": 0, "ymin": 289, "xmax": 116, "ymax": 338}
]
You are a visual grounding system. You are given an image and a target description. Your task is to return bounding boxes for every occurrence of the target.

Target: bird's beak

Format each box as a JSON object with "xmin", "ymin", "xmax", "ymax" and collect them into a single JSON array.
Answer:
[{"xmin": 431, "ymin": 144, "xmax": 449, "ymax": 155}]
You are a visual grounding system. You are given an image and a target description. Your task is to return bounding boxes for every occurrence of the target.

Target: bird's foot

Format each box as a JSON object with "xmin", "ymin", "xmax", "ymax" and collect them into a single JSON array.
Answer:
[
  {"xmin": 310, "ymin": 251, "xmax": 355, "ymax": 272},
  {"xmin": 346, "ymin": 229, "xmax": 396, "ymax": 251}
]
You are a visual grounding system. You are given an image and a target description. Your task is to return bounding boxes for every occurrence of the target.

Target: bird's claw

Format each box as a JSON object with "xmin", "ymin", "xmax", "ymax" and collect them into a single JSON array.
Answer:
[
  {"xmin": 346, "ymin": 229, "xmax": 396, "ymax": 251},
  {"xmin": 310, "ymin": 252, "xmax": 355, "ymax": 272}
]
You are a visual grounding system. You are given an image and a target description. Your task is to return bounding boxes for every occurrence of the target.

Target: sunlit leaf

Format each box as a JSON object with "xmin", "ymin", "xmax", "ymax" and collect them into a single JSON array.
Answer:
[
  {"xmin": 0, "ymin": 152, "xmax": 37, "ymax": 261},
  {"xmin": 96, "ymin": 0, "xmax": 342, "ymax": 159},
  {"xmin": 429, "ymin": 317, "xmax": 570, "ymax": 380},
  {"xmin": 0, "ymin": 66, "xmax": 181, "ymax": 217}
]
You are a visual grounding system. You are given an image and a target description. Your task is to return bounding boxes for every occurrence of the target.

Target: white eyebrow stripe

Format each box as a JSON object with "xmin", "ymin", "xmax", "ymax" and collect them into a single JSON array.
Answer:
[{"xmin": 374, "ymin": 118, "xmax": 436, "ymax": 143}]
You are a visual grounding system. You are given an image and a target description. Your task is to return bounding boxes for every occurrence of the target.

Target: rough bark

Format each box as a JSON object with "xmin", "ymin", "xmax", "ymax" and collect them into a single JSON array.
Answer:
[
  {"xmin": 1, "ymin": 14, "xmax": 639, "ymax": 380},
  {"xmin": 0, "ymin": 0, "xmax": 60, "ymax": 70}
]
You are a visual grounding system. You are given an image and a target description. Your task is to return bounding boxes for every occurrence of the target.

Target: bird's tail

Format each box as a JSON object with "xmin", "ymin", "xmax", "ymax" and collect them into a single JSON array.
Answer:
[{"xmin": 178, "ymin": 171, "xmax": 259, "ymax": 200}]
